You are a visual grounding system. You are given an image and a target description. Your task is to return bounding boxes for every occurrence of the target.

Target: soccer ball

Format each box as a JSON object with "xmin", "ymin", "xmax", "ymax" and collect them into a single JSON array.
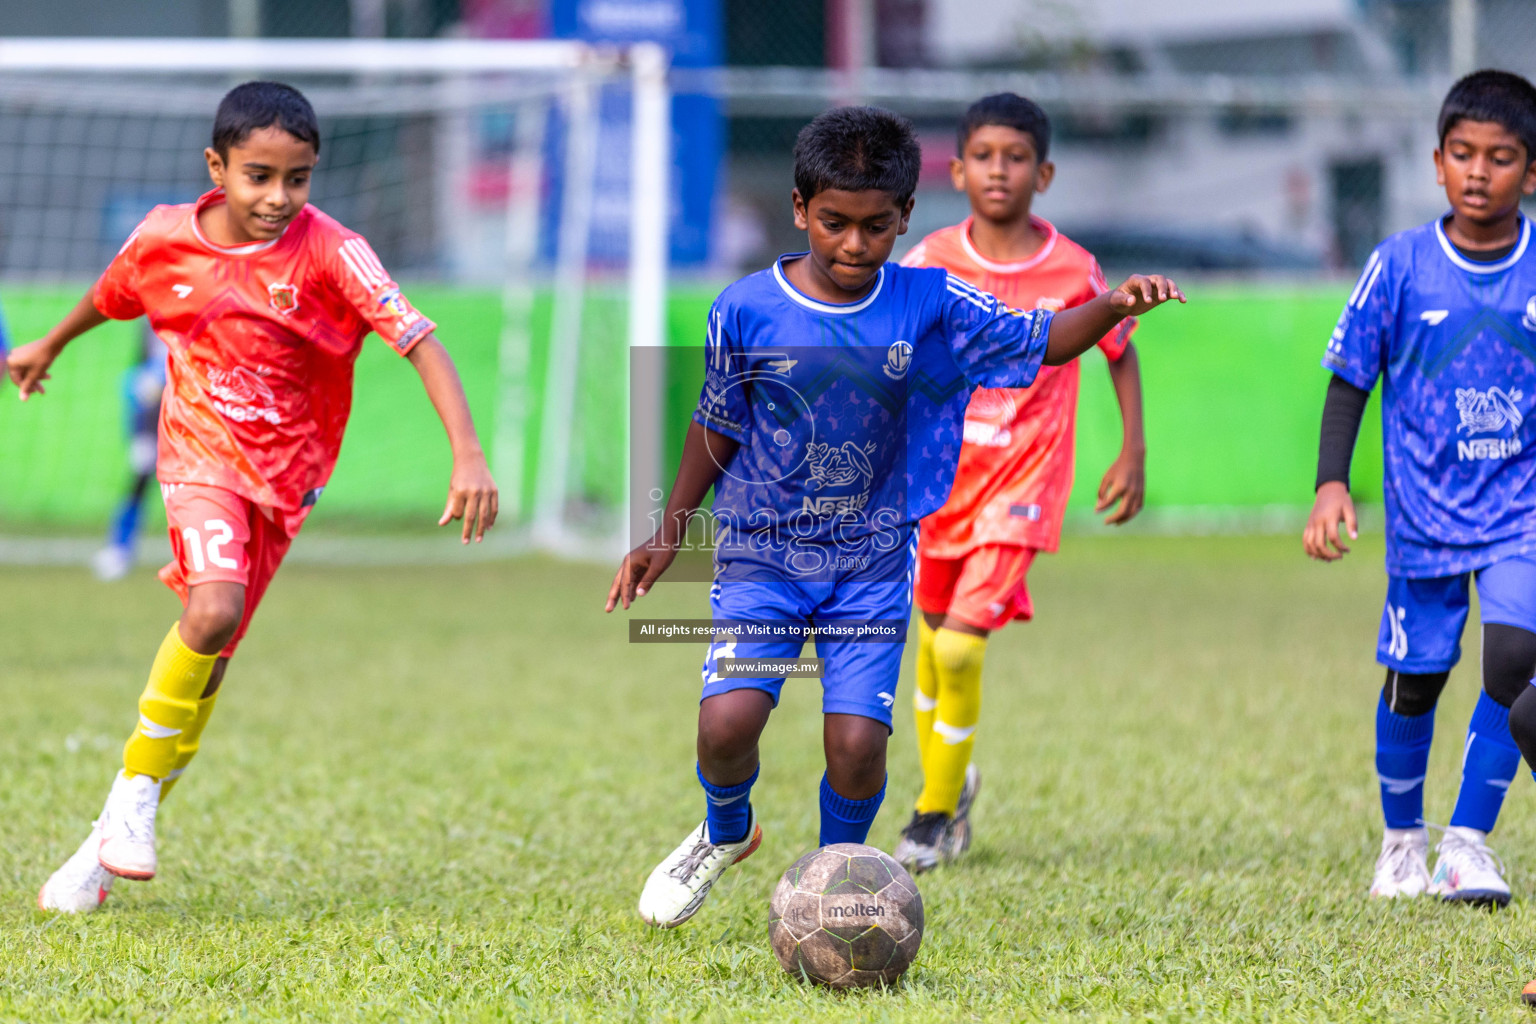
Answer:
[{"xmin": 768, "ymin": 843, "xmax": 924, "ymax": 988}]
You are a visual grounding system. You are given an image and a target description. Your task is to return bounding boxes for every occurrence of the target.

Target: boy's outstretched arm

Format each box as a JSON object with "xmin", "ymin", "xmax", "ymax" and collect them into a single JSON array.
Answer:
[
  {"xmin": 6, "ymin": 285, "xmax": 109, "ymax": 400},
  {"xmin": 406, "ymin": 336, "xmax": 498, "ymax": 543},
  {"xmin": 605, "ymin": 420, "xmax": 740, "ymax": 612},
  {"xmin": 1044, "ymin": 275, "xmax": 1184, "ymax": 366},
  {"xmin": 1098, "ymin": 341, "xmax": 1146, "ymax": 525}
]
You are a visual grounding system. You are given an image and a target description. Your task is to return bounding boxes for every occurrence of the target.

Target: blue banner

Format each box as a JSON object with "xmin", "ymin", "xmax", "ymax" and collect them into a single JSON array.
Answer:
[{"xmin": 549, "ymin": 0, "xmax": 721, "ymax": 267}]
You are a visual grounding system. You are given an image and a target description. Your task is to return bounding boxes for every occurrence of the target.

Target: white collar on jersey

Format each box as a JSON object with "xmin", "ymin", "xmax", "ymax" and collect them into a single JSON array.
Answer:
[
  {"xmin": 191, "ymin": 189, "xmax": 290, "ymax": 255},
  {"xmin": 959, "ymin": 215, "xmax": 1058, "ymax": 273},
  {"xmin": 772, "ymin": 255, "xmax": 886, "ymax": 314},
  {"xmin": 1434, "ymin": 214, "xmax": 1530, "ymax": 274}
]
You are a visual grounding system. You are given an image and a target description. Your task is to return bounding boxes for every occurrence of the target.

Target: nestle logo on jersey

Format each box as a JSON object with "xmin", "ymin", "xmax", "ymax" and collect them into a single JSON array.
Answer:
[
  {"xmin": 1454, "ymin": 386, "xmax": 1524, "ymax": 461},
  {"xmin": 802, "ymin": 493, "xmax": 869, "ymax": 516},
  {"xmin": 1458, "ymin": 437, "xmax": 1523, "ymax": 461}
]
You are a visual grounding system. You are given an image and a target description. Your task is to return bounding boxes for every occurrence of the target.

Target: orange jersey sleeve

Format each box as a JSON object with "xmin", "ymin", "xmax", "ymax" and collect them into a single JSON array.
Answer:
[
  {"xmin": 914, "ymin": 217, "xmax": 1133, "ymax": 557},
  {"xmin": 323, "ymin": 233, "xmax": 435, "ymax": 357},
  {"xmin": 94, "ymin": 217, "xmax": 156, "ymax": 320}
]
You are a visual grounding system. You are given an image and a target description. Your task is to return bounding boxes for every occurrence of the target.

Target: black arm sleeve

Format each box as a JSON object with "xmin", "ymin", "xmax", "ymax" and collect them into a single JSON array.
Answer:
[{"xmin": 1316, "ymin": 375, "xmax": 1370, "ymax": 491}]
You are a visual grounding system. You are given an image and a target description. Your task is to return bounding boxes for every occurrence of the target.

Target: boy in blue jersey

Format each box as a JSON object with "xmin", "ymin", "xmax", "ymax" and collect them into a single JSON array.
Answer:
[
  {"xmin": 93, "ymin": 326, "xmax": 168, "ymax": 581},
  {"xmin": 605, "ymin": 106, "xmax": 1184, "ymax": 929},
  {"xmin": 1306, "ymin": 70, "xmax": 1536, "ymax": 907}
]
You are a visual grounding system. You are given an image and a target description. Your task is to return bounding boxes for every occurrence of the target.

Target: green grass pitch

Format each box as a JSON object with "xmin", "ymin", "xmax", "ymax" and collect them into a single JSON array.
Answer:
[{"xmin": 2, "ymin": 534, "xmax": 1533, "ymax": 1021}]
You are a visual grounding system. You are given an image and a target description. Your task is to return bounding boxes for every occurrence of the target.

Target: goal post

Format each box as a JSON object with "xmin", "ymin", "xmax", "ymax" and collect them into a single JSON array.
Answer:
[{"xmin": 0, "ymin": 37, "xmax": 669, "ymax": 558}]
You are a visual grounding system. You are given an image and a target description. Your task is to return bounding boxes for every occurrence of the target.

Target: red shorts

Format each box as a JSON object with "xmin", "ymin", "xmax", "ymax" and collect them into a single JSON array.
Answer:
[
  {"xmin": 915, "ymin": 544, "xmax": 1037, "ymax": 632},
  {"xmin": 159, "ymin": 483, "xmax": 308, "ymax": 657}
]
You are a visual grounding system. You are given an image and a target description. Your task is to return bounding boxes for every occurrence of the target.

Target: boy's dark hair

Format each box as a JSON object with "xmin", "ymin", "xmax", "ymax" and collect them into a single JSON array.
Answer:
[
  {"xmin": 212, "ymin": 81, "xmax": 321, "ymax": 158},
  {"xmin": 793, "ymin": 106, "xmax": 921, "ymax": 206},
  {"xmin": 1438, "ymin": 69, "xmax": 1536, "ymax": 159},
  {"xmin": 957, "ymin": 92, "xmax": 1050, "ymax": 160}
]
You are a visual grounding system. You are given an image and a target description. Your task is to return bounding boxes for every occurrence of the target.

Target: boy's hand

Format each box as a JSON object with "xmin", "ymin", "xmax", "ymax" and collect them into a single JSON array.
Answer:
[
  {"xmin": 605, "ymin": 534, "xmax": 678, "ymax": 612},
  {"xmin": 1096, "ymin": 447, "xmax": 1146, "ymax": 525},
  {"xmin": 439, "ymin": 453, "xmax": 498, "ymax": 543},
  {"xmin": 6, "ymin": 339, "xmax": 61, "ymax": 400},
  {"xmin": 1304, "ymin": 481, "xmax": 1358, "ymax": 561},
  {"xmin": 1109, "ymin": 275, "xmax": 1186, "ymax": 317}
]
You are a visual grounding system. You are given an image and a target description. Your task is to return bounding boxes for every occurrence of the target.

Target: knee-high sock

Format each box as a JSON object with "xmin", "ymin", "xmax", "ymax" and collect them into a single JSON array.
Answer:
[
  {"xmin": 916, "ymin": 628, "xmax": 986, "ymax": 815},
  {"xmin": 123, "ymin": 624, "xmax": 217, "ymax": 780},
  {"xmin": 158, "ymin": 691, "xmax": 218, "ymax": 802},
  {"xmin": 819, "ymin": 773, "xmax": 886, "ymax": 846},
  {"xmin": 1449, "ymin": 691, "xmax": 1521, "ymax": 833},
  {"xmin": 1376, "ymin": 693, "xmax": 1434, "ymax": 830},
  {"xmin": 912, "ymin": 619, "xmax": 940, "ymax": 785},
  {"xmin": 700, "ymin": 763, "xmax": 757, "ymax": 845}
]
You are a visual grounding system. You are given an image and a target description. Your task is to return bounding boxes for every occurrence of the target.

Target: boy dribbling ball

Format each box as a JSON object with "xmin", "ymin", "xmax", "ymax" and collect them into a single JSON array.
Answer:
[
  {"xmin": 8, "ymin": 82, "xmax": 497, "ymax": 913},
  {"xmin": 894, "ymin": 93, "xmax": 1147, "ymax": 873},
  {"xmin": 1307, "ymin": 70, "xmax": 1536, "ymax": 910},
  {"xmin": 605, "ymin": 105, "xmax": 1183, "ymax": 929}
]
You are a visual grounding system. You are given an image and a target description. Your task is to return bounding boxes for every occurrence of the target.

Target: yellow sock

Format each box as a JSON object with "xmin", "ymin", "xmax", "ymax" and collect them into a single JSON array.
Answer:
[
  {"xmin": 912, "ymin": 619, "xmax": 940, "ymax": 786},
  {"xmin": 123, "ymin": 624, "xmax": 217, "ymax": 780},
  {"xmin": 915, "ymin": 628, "xmax": 986, "ymax": 815},
  {"xmin": 158, "ymin": 691, "xmax": 218, "ymax": 802}
]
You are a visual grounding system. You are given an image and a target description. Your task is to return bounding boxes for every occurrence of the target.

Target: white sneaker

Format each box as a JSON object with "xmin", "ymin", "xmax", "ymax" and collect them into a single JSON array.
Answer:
[
  {"xmin": 91, "ymin": 545, "xmax": 133, "ymax": 582},
  {"xmin": 637, "ymin": 810, "xmax": 761, "ymax": 928},
  {"xmin": 38, "ymin": 825, "xmax": 115, "ymax": 913},
  {"xmin": 1430, "ymin": 826, "xmax": 1511, "ymax": 907},
  {"xmin": 1369, "ymin": 827, "xmax": 1431, "ymax": 898},
  {"xmin": 97, "ymin": 771, "xmax": 161, "ymax": 880}
]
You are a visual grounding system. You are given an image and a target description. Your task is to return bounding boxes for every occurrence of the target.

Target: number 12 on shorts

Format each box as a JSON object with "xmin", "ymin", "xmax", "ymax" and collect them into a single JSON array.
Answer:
[{"xmin": 181, "ymin": 519, "xmax": 239, "ymax": 572}]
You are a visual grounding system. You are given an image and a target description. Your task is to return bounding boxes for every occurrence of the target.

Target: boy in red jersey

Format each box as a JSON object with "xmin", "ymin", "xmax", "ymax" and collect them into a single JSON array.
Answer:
[
  {"xmin": 894, "ymin": 93, "xmax": 1146, "ymax": 872},
  {"xmin": 7, "ymin": 82, "xmax": 498, "ymax": 913}
]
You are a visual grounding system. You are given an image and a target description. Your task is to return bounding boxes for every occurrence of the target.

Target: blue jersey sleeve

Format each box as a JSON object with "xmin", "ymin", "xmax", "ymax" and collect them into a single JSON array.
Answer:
[
  {"xmin": 0, "ymin": 294, "xmax": 9, "ymax": 355},
  {"xmin": 692, "ymin": 301, "xmax": 752, "ymax": 444},
  {"xmin": 938, "ymin": 273, "xmax": 1052, "ymax": 389},
  {"xmin": 1323, "ymin": 247, "xmax": 1393, "ymax": 391}
]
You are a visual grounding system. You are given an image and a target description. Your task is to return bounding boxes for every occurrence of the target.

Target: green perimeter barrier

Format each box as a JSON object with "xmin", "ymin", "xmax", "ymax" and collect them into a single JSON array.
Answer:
[{"xmin": 0, "ymin": 282, "xmax": 1380, "ymax": 531}]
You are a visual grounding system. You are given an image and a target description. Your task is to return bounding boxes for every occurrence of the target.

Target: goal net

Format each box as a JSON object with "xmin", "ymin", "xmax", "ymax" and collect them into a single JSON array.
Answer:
[{"xmin": 0, "ymin": 38, "xmax": 669, "ymax": 561}]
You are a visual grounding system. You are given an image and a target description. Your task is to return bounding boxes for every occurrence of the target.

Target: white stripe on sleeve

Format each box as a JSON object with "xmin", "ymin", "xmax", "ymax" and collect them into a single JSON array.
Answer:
[
  {"xmin": 339, "ymin": 242, "xmax": 385, "ymax": 290},
  {"xmin": 1348, "ymin": 251, "xmax": 1381, "ymax": 309}
]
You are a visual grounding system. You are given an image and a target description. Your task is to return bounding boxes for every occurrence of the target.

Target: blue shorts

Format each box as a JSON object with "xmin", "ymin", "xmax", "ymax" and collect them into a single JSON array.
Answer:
[
  {"xmin": 1378, "ymin": 553, "xmax": 1536, "ymax": 673},
  {"xmin": 701, "ymin": 530, "xmax": 916, "ymax": 728}
]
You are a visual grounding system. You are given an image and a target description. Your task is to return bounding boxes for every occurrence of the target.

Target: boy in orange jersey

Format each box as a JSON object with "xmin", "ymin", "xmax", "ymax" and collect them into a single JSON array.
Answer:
[
  {"xmin": 894, "ymin": 93, "xmax": 1146, "ymax": 872},
  {"xmin": 7, "ymin": 82, "xmax": 498, "ymax": 912}
]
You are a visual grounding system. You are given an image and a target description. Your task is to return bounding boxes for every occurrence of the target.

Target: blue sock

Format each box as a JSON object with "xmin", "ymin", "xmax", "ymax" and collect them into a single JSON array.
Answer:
[
  {"xmin": 1449, "ymin": 692, "xmax": 1521, "ymax": 833},
  {"xmin": 699, "ymin": 763, "xmax": 756, "ymax": 845},
  {"xmin": 109, "ymin": 497, "xmax": 141, "ymax": 549},
  {"xmin": 818, "ymin": 773, "xmax": 886, "ymax": 847},
  {"xmin": 1376, "ymin": 694, "xmax": 1434, "ymax": 830}
]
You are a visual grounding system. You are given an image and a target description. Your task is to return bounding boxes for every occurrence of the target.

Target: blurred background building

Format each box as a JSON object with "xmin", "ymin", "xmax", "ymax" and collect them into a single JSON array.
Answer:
[{"xmin": 0, "ymin": 0, "xmax": 1527, "ymax": 277}]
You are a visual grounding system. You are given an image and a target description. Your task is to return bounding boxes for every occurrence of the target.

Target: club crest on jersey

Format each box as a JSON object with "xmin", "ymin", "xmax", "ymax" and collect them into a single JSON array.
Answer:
[
  {"xmin": 267, "ymin": 282, "xmax": 298, "ymax": 315},
  {"xmin": 1523, "ymin": 296, "xmax": 1536, "ymax": 331},
  {"xmin": 883, "ymin": 340, "xmax": 912, "ymax": 380}
]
